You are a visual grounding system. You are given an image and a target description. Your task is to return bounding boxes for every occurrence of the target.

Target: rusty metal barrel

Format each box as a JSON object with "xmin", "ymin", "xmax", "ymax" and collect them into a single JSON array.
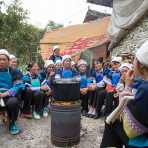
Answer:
[{"xmin": 51, "ymin": 102, "xmax": 81, "ymax": 147}]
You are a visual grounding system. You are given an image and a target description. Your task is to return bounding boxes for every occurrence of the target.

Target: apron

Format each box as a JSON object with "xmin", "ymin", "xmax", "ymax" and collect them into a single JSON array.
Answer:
[
  {"xmin": 80, "ymin": 75, "xmax": 88, "ymax": 88},
  {"xmin": 30, "ymin": 78, "xmax": 41, "ymax": 91},
  {"xmin": 62, "ymin": 69, "xmax": 73, "ymax": 78},
  {"xmin": 96, "ymin": 72, "xmax": 103, "ymax": 83}
]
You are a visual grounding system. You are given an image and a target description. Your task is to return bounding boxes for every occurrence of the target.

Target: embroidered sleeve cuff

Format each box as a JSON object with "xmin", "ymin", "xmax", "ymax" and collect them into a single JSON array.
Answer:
[
  {"xmin": 124, "ymin": 86, "xmax": 132, "ymax": 91},
  {"xmin": 96, "ymin": 81, "xmax": 105, "ymax": 88},
  {"xmin": 8, "ymin": 89, "xmax": 16, "ymax": 97}
]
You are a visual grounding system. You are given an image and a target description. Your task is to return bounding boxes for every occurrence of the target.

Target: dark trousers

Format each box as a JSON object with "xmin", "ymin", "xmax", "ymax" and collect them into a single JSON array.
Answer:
[
  {"xmin": 101, "ymin": 121, "xmax": 129, "ymax": 148},
  {"xmin": 80, "ymin": 93, "xmax": 88, "ymax": 112},
  {"xmin": 104, "ymin": 92, "xmax": 118, "ymax": 116},
  {"xmin": 22, "ymin": 89, "xmax": 44, "ymax": 114},
  {"xmin": 88, "ymin": 90, "xmax": 96, "ymax": 107},
  {"xmin": 88, "ymin": 88, "xmax": 106, "ymax": 115},
  {"xmin": 21, "ymin": 89, "xmax": 32, "ymax": 113},
  {"xmin": 95, "ymin": 88, "xmax": 106, "ymax": 115},
  {"xmin": 3, "ymin": 97, "xmax": 19, "ymax": 122},
  {"xmin": 32, "ymin": 91, "xmax": 44, "ymax": 113},
  {"xmin": 42, "ymin": 94, "xmax": 50, "ymax": 108}
]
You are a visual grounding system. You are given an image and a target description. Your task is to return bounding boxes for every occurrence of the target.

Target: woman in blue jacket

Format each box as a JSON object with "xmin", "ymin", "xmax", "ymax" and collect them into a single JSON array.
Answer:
[
  {"xmin": 77, "ymin": 59, "xmax": 90, "ymax": 116},
  {"xmin": 87, "ymin": 61, "xmax": 106, "ymax": 119},
  {"xmin": 104, "ymin": 57, "xmax": 121, "ymax": 116},
  {"xmin": 41, "ymin": 60, "xmax": 55, "ymax": 117},
  {"xmin": 55, "ymin": 55, "xmax": 77, "ymax": 79},
  {"xmin": 22, "ymin": 63, "xmax": 49, "ymax": 119},
  {"xmin": 0, "ymin": 49, "xmax": 23, "ymax": 135}
]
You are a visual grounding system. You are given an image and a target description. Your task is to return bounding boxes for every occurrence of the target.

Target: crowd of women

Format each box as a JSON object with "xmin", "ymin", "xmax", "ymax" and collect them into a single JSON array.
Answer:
[
  {"xmin": 0, "ymin": 40, "xmax": 148, "ymax": 147},
  {"xmin": 100, "ymin": 41, "xmax": 148, "ymax": 148}
]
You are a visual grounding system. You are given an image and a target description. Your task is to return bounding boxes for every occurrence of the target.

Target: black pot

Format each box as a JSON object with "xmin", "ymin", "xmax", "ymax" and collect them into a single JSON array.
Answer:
[{"xmin": 52, "ymin": 79, "xmax": 80, "ymax": 101}]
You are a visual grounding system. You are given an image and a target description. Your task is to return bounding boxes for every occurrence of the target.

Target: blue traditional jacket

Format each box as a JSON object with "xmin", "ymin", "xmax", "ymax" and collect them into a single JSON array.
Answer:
[{"xmin": 0, "ymin": 67, "xmax": 24, "ymax": 96}]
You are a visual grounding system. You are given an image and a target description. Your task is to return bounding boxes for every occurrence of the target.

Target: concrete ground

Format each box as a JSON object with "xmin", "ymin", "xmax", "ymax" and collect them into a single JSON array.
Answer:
[{"xmin": 0, "ymin": 116, "xmax": 104, "ymax": 148}]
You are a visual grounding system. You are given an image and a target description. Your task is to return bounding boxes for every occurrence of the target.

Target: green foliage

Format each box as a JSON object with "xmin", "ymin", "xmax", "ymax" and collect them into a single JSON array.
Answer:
[
  {"xmin": 0, "ymin": 0, "xmax": 45, "ymax": 65},
  {"xmin": 46, "ymin": 20, "xmax": 63, "ymax": 31}
]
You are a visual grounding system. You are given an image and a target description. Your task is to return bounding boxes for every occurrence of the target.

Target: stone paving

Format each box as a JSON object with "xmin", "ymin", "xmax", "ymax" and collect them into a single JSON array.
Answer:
[{"xmin": 0, "ymin": 116, "xmax": 104, "ymax": 148}]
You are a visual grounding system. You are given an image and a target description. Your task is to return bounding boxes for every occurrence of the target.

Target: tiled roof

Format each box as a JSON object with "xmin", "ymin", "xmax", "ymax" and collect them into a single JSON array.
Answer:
[
  {"xmin": 40, "ymin": 17, "xmax": 110, "ymax": 59},
  {"xmin": 87, "ymin": 0, "xmax": 113, "ymax": 7},
  {"xmin": 60, "ymin": 35, "xmax": 109, "ymax": 56},
  {"xmin": 84, "ymin": 9, "xmax": 110, "ymax": 22}
]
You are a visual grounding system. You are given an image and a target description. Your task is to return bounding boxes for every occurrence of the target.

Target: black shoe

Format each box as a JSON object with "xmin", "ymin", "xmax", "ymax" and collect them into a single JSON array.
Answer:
[
  {"xmin": 82, "ymin": 110, "xmax": 87, "ymax": 116},
  {"xmin": 88, "ymin": 114, "xmax": 95, "ymax": 118},
  {"xmin": 85, "ymin": 113, "xmax": 91, "ymax": 117},
  {"xmin": 93, "ymin": 114, "xmax": 100, "ymax": 119}
]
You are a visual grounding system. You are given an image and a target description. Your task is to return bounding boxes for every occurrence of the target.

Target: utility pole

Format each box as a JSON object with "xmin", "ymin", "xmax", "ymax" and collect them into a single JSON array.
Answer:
[{"xmin": 36, "ymin": 47, "xmax": 39, "ymax": 63}]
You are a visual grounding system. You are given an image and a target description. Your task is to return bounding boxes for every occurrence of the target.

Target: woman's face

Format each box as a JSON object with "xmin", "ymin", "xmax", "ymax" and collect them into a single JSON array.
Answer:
[
  {"xmin": 121, "ymin": 66, "xmax": 129, "ymax": 81},
  {"xmin": 63, "ymin": 59, "xmax": 71, "ymax": 69},
  {"xmin": 133, "ymin": 58, "xmax": 141, "ymax": 77},
  {"xmin": 0, "ymin": 55, "xmax": 9, "ymax": 69},
  {"xmin": 95, "ymin": 63, "xmax": 102, "ymax": 71},
  {"xmin": 54, "ymin": 49, "xmax": 60, "ymax": 55},
  {"xmin": 10, "ymin": 58, "xmax": 17, "ymax": 69},
  {"xmin": 112, "ymin": 62, "xmax": 120, "ymax": 71},
  {"xmin": 47, "ymin": 64, "xmax": 55, "ymax": 73},
  {"xmin": 56, "ymin": 63, "xmax": 62, "ymax": 69},
  {"xmin": 30, "ymin": 64, "xmax": 39, "ymax": 75},
  {"xmin": 71, "ymin": 64, "xmax": 76, "ymax": 69},
  {"xmin": 79, "ymin": 64, "xmax": 87, "ymax": 73}
]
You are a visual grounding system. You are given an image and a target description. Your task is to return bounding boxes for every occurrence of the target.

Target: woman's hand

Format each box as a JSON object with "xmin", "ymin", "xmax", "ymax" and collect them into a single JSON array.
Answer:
[
  {"xmin": 49, "ymin": 71, "xmax": 55, "ymax": 77},
  {"xmin": 119, "ymin": 89, "xmax": 133, "ymax": 101},
  {"xmin": 0, "ymin": 92, "xmax": 9, "ymax": 98},
  {"xmin": 40, "ymin": 85, "xmax": 49, "ymax": 91},
  {"xmin": 45, "ymin": 88, "xmax": 52, "ymax": 96},
  {"xmin": 87, "ymin": 84, "xmax": 96, "ymax": 91},
  {"xmin": 80, "ymin": 88, "xmax": 88, "ymax": 95},
  {"xmin": 125, "ymin": 70, "xmax": 134, "ymax": 87}
]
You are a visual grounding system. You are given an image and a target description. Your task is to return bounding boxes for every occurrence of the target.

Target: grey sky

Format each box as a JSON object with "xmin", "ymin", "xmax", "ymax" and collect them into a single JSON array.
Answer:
[{"xmin": 4, "ymin": 0, "xmax": 112, "ymax": 28}]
